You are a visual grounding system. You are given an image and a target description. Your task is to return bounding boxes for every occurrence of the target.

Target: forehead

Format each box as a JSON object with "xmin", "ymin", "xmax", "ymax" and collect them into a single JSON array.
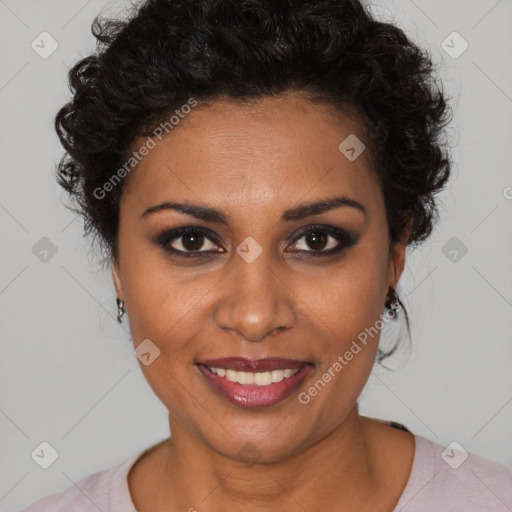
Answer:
[{"xmin": 121, "ymin": 92, "xmax": 382, "ymax": 218}]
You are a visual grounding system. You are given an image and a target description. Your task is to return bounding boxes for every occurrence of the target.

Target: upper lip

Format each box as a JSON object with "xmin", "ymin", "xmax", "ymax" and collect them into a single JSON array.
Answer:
[{"xmin": 198, "ymin": 357, "xmax": 310, "ymax": 372}]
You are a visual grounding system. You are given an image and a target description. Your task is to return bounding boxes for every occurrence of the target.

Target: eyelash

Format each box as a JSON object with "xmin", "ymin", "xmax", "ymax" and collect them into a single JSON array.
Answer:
[{"xmin": 155, "ymin": 225, "xmax": 358, "ymax": 259}]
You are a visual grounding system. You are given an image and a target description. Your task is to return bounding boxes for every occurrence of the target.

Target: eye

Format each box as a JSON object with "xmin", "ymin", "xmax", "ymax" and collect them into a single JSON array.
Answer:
[
  {"xmin": 156, "ymin": 226, "xmax": 224, "ymax": 257},
  {"xmin": 155, "ymin": 224, "xmax": 357, "ymax": 259},
  {"xmin": 287, "ymin": 225, "xmax": 357, "ymax": 256}
]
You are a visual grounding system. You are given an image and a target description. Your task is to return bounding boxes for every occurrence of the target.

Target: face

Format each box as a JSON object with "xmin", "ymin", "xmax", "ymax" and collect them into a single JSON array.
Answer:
[{"xmin": 112, "ymin": 91, "xmax": 407, "ymax": 463}]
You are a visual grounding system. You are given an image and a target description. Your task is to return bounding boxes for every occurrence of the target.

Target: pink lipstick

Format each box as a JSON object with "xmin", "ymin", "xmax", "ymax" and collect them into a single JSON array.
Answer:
[{"xmin": 197, "ymin": 357, "xmax": 313, "ymax": 408}]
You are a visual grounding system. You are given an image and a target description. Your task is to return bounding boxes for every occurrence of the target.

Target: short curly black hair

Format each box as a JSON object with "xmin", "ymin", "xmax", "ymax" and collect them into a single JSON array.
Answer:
[{"xmin": 55, "ymin": 0, "xmax": 452, "ymax": 358}]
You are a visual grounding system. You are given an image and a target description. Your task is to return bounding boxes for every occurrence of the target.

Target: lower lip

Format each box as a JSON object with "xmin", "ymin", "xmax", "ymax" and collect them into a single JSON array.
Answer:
[{"xmin": 197, "ymin": 364, "xmax": 313, "ymax": 408}]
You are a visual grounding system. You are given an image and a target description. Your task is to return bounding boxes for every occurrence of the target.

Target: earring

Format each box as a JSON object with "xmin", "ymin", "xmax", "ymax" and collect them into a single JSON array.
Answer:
[
  {"xmin": 116, "ymin": 297, "xmax": 125, "ymax": 323},
  {"xmin": 385, "ymin": 287, "xmax": 401, "ymax": 319}
]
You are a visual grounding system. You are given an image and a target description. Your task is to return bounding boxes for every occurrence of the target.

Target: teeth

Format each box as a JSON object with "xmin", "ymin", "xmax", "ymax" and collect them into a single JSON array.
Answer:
[
  {"xmin": 237, "ymin": 371, "xmax": 254, "ymax": 385},
  {"xmin": 254, "ymin": 371, "xmax": 272, "ymax": 385},
  {"xmin": 226, "ymin": 369, "xmax": 238, "ymax": 382},
  {"xmin": 271, "ymin": 370, "xmax": 284, "ymax": 382},
  {"xmin": 207, "ymin": 366, "xmax": 300, "ymax": 386}
]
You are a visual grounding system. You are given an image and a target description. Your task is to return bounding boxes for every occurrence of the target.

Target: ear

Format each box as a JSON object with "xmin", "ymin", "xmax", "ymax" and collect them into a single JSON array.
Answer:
[
  {"xmin": 111, "ymin": 258, "xmax": 124, "ymax": 299},
  {"xmin": 387, "ymin": 218, "xmax": 413, "ymax": 290}
]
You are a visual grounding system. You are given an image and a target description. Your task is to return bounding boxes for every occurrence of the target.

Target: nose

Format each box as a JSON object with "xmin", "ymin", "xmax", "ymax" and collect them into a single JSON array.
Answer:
[{"xmin": 213, "ymin": 251, "xmax": 297, "ymax": 342}]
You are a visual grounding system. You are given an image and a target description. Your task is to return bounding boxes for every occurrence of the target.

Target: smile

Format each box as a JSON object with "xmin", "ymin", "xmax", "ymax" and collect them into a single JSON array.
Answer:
[{"xmin": 197, "ymin": 357, "xmax": 313, "ymax": 408}]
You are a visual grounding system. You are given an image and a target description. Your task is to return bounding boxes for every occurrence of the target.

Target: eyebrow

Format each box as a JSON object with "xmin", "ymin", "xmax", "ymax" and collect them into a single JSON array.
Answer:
[{"xmin": 141, "ymin": 196, "xmax": 366, "ymax": 224}]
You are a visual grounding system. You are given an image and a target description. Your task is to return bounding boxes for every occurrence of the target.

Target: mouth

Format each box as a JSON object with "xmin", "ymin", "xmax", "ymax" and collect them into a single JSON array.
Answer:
[{"xmin": 197, "ymin": 357, "xmax": 314, "ymax": 408}]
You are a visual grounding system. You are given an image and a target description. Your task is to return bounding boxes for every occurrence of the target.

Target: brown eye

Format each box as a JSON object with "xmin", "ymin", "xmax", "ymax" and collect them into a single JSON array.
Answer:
[
  {"xmin": 174, "ymin": 231, "xmax": 210, "ymax": 252},
  {"xmin": 156, "ymin": 227, "xmax": 223, "ymax": 256},
  {"xmin": 298, "ymin": 231, "xmax": 331, "ymax": 251},
  {"xmin": 287, "ymin": 225, "xmax": 358, "ymax": 256}
]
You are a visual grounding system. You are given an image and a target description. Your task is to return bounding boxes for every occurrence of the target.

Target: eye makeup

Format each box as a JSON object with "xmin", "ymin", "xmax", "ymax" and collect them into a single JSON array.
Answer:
[{"xmin": 153, "ymin": 223, "xmax": 359, "ymax": 260}]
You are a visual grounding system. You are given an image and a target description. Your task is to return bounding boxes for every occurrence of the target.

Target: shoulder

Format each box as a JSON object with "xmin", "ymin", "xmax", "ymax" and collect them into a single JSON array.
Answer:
[
  {"xmin": 16, "ymin": 454, "xmax": 140, "ymax": 512},
  {"xmin": 395, "ymin": 435, "xmax": 512, "ymax": 511}
]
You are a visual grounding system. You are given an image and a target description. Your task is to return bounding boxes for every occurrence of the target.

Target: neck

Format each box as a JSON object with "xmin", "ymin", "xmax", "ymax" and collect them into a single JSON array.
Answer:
[{"xmin": 157, "ymin": 405, "xmax": 379, "ymax": 511}]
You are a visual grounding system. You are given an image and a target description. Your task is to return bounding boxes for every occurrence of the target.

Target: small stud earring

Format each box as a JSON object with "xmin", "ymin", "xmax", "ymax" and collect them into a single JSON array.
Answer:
[
  {"xmin": 116, "ymin": 297, "xmax": 125, "ymax": 323},
  {"xmin": 385, "ymin": 287, "xmax": 401, "ymax": 319}
]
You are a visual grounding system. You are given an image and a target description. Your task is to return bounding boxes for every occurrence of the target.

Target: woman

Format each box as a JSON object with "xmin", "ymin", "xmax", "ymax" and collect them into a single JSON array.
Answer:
[{"xmin": 20, "ymin": 0, "xmax": 512, "ymax": 510}]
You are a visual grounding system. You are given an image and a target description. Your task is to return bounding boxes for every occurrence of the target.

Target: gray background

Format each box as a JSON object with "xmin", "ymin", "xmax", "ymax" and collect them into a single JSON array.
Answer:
[{"xmin": 1, "ymin": 0, "xmax": 511, "ymax": 510}]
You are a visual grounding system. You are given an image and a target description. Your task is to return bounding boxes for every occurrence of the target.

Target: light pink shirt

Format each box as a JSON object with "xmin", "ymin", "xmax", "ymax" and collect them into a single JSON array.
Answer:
[{"xmin": 17, "ymin": 435, "xmax": 512, "ymax": 511}]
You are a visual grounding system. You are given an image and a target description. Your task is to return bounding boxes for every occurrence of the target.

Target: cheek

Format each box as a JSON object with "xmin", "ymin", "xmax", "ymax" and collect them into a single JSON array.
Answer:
[
  {"xmin": 296, "ymin": 253, "xmax": 387, "ymax": 340},
  {"xmin": 121, "ymin": 249, "xmax": 206, "ymax": 342},
  {"xmin": 296, "ymin": 251, "xmax": 387, "ymax": 393},
  {"xmin": 121, "ymin": 259, "xmax": 208, "ymax": 423},
  {"xmin": 296, "ymin": 276, "xmax": 384, "ymax": 428}
]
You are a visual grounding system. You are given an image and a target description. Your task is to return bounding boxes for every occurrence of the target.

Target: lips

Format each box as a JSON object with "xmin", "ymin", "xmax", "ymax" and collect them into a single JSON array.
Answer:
[{"xmin": 196, "ymin": 357, "xmax": 314, "ymax": 408}]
